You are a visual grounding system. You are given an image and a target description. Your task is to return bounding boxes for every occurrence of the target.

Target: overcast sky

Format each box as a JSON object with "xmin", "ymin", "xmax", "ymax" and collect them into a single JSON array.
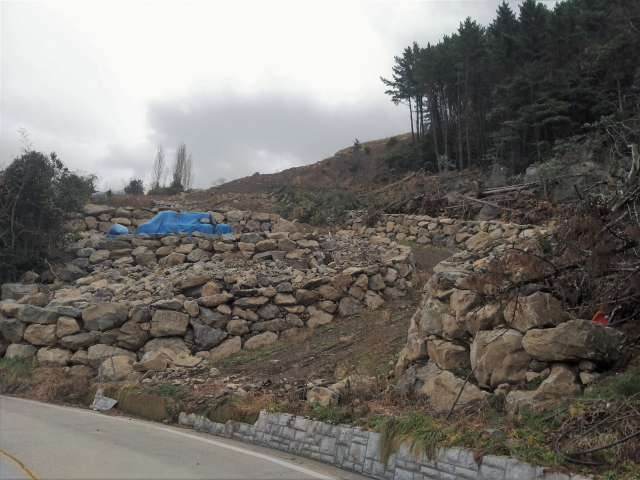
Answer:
[{"xmin": 1, "ymin": 1, "xmax": 557, "ymax": 190}]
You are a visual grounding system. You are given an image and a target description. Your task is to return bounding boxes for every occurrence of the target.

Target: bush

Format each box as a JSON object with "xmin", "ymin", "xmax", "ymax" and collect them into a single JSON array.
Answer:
[
  {"xmin": 274, "ymin": 187, "xmax": 361, "ymax": 224},
  {"xmin": 147, "ymin": 184, "xmax": 184, "ymax": 196},
  {"xmin": 124, "ymin": 178, "xmax": 144, "ymax": 195},
  {"xmin": 0, "ymin": 151, "xmax": 94, "ymax": 283},
  {"xmin": 385, "ymin": 136, "xmax": 399, "ymax": 150}
]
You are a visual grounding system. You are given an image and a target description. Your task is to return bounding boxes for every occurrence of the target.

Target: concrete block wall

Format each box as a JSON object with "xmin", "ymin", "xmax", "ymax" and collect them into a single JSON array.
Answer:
[{"xmin": 178, "ymin": 411, "xmax": 590, "ymax": 480}]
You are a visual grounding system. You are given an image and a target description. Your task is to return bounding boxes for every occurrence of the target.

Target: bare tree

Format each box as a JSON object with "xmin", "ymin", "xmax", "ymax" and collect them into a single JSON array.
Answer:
[
  {"xmin": 211, "ymin": 177, "xmax": 226, "ymax": 187},
  {"xmin": 184, "ymin": 153, "xmax": 194, "ymax": 190},
  {"xmin": 171, "ymin": 142, "xmax": 193, "ymax": 190},
  {"xmin": 150, "ymin": 145, "xmax": 166, "ymax": 190},
  {"xmin": 18, "ymin": 128, "xmax": 33, "ymax": 153}
]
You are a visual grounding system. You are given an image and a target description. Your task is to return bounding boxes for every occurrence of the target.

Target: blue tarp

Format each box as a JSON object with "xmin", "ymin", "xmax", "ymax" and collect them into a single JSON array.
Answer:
[
  {"xmin": 105, "ymin": 223, "xmax": 129, "ymax": 239},
  {"xmin": 214, "ymin": 224, "xmax": 233, "ymax": 234},
  {"xmin": 135, "ymin": 211, "xmax": 231, "ymax": 236},
  {"xmin": 177, "ymin": 212, "xmax": 214, "ymax": 235}
]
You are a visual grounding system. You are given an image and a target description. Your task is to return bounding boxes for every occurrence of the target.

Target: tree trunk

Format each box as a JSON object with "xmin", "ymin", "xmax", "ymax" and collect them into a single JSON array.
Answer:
[
  {"xmin": 409, "ymin": 98, "xmax": 416, "ymax": 146},
  {"xmin": 457, "ymin": 74, "xmax": 464, "ymax": 170}
]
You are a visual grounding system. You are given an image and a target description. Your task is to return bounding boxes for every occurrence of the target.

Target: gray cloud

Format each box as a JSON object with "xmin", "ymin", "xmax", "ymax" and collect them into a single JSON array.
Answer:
[{"xmin": 143, "ymin": 89, "xmax": 408, "ymax": 188}]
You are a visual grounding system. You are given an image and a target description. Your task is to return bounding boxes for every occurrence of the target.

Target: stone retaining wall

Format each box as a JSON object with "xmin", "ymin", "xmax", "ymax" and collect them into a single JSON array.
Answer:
[{"xmin": 178, "ymin": 411, "xmax": 589, "ymax": 480}]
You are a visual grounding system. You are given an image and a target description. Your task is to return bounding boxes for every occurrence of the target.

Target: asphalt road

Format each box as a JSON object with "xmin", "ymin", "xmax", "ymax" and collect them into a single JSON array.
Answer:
[{"xmin": 0, "ymin": 396, "xmax": 368, "ymax": 480}]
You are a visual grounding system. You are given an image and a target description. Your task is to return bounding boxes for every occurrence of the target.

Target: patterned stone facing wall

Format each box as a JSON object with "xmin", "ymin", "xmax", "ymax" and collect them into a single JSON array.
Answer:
[{"xmin": 178, "ymin": 411, "xmax": 590, "ymax": 480}]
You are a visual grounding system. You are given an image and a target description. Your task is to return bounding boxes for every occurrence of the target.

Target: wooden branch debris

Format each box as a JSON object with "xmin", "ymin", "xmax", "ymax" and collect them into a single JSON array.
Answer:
[{"xmin": 357, "ymin": 170, "xmax": 424, "ymax": 198}]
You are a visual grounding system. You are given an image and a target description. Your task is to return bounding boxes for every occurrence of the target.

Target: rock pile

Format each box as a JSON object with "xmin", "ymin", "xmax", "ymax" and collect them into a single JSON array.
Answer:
[
  {"xmin": 0, "ymin": 209, "xmax": 416, "ymax": 386},
  {"xmin": 330, "ymin": 211, "xmax": 544, "ymax": 252},
  {"xmin": 393, "ymin": 219, "xmax": 627, "ymax": 414}
]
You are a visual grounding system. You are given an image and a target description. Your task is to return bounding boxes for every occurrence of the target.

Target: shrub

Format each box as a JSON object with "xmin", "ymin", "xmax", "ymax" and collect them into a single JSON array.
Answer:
[
  {"xmin": 0, "ymin": 151, "xmax": 94, "ymax": 283},
  {"xmin": 124, "ymin": 178, "xmax": 144, "ymax": 195},
  {"xmin": 385, "ymin": 136, "xmax": 399, "ymax": 150}
]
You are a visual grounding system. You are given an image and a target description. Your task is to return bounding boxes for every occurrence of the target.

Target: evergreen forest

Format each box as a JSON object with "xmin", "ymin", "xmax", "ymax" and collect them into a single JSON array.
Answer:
[{"xmin": 381, "ymin": 0, "xmax": 640, "ymax": 174}]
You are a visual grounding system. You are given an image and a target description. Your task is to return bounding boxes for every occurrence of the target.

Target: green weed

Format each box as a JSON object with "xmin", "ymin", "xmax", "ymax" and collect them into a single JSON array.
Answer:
[{"xmin": 0, "ymin": 357, "xmax": 34, "ymax": 381}]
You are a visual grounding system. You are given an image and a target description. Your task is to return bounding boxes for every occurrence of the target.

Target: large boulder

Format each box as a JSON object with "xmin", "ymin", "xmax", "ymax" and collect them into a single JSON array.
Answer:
[
  {"xmin": 87, "ymin": 344, "xmax": 136, "ymax": 369},
  {"xmin": 18, "ymin": 305, "xmax": 59, "ymax": 325},
  {"xmin": 243, "ymin": 331, "xmax": 278, "ymax": 351},
  {"xmin": 59, "ymin": 332, "xmax": 101, "ymax": 351},
  {"xmin": 37, "ymin": 347, "xmax": 72, "ymax": 366},
  {"xmin": 100, "ymin": 356, "xmax": 135, "ymax": 381},
  {"xmin": 463, "ymin": 302, "xmax": 503, "ymax": 336},
  {"xmin": 130, "ymin": 305, "xmax": 151, "ymax": 323},
  {"xmin": 394, "ymin": 361, "xmax": 442, "ymax": 395},
  {"xmin": 189, "ymin": 320, "xmax": 227, "ymax": 350},
  {"xmin": 82, "ymin": 303, "xmax": 129, "ymax": 331},
  {"xmin": 1, "ymin": 284, "xmax": 38, "ymax": 301},
  {"xmin": 307, "ymin": 386, "xmax": 338, "ymax": 406},
  {"xmin": 5, "ymin": 343, "xmax": 38, "ymax": 359},
  {"xmin": 142, "ymin": 337, "xmax": 188, "ymax": 355},
  {"xmin": 449, "ymin": 290, "xmax": 481, "ymax": 317},
  {"xmin": 150, "ymin": 310, "xmax": 189, "ymax": 337},
  {"xmin": 418, "ymin": 371, "xmax": 488, "ymax": 413},
  {"xmin": 1, "ymin": 317, "xmax": 27, "ymax": 342},
  {"xmin": 338, "ymin": 297, "xmax": 363, "ymax": 316},
  {"xmin": 23, "ymin": 324, "xmax": 57, "ymax": 346},
  {"xmin": 419, "ymin": 298, "xmax": 452, "ymax": 337},
  {"xmin": 506, "ymin": 364, "xmax": 582, "ymax": 414},
  {"xmin": 307, "ymin": 306, "xmax": 333, "ymax": 328},
  {"xmin": 427, "ymin": 339, "xmax": 470, "ymax": 370},
  {"xmin": 116, "ymin": 321, "xmax": 151, "ymax": 351},
  {"xmin": 471, "ymin": 329, "xmax": 530, "ymax": 389},
  {"xmin": 84, "ymin": 204, "xmax": 110, "ymax": 216},
  {"xmin": 210, "ymin": 336, "xmax": 242, "ymax": 361},
  {"xmin": 133, "ymin": 350, "xmax": 170, "ymax": 372},
  {"xmin": 226, "ymin": 319, "xmax": 249, "ymax": 336},
  {"xmin": 56, "ymin": 317, "xmax": 80, "ymax": 338},
  {"xmin": 522, "ymin": 319, "xmax": 626, "ymax": 363},
  {"xmin": 251, "ymin": 319, "xmax": 288, "ymax": 333},
  {"xmin": 504, "ymin": 292, "xmax": 570, "ymax": 332}
]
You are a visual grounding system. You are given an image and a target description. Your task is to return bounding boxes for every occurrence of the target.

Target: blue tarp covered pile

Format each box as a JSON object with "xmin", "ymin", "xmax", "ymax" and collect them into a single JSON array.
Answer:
[
  {"xmin": 135, "ymin": 211, "xmax": 233, "ymax": 236},
  {"xmin": 105, "ymin": 223, "xmax": 129, "ymax": 239}
]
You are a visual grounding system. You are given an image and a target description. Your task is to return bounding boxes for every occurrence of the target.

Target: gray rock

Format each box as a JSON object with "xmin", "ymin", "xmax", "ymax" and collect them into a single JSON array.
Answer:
[
  {"xmin": 82, "ymin": 303, "xmax": 129, "ymax": 331},
  {"xmin": 251, "ymin": 318, "xmax": 288, "ymax": 332},
  {"xmin": 395, "ymin": 361, "xmax": 442, "ymax": 395},
  {"xmin": 1, "ymin": 317, "xmax": 27, "ymax": 342},
  {"xmin": 151, "ymin": 299, "xmax": 183, "ymax": 310},
  {"xmin": 18, "ymin": 305, "xmax": 60, "ymax": 325},
  {"xmin": 150, "ymin": 310, "xmax": 189, "ymax": 337},
  {"xmin": 490, "ymin": 164, "xmax": 511, "ymax": 186},
  {"xmin": 477, "ymin": 204, "xmax": 499, "ymax": 221},
  {"xmin": 5, "ymin": 343, "xmax": 38, "ymax": 359},
  {"xmin": 368, "ymin": 274, "xmax": 385, "ymax": 291},
  {"xmin": 257, "ymin": 304, "xmax": 280, "ymax": 320},
  {"xmin": 189, "ymin": 320, "xmax": 227, "ymax": 350},
  {"xmin": 240, "ymin": 233, "xmax": 263, "ymax": 244},
  {"xmin": 275, "ymin": 282, "xmax": 293, "ymax": 293},
  {"xmin": 142, "ymin": 337, "xmax": 189, "ymax": 355},
  {"xmin": 524, "ymin": 166, "xmax": 539, "ymax": 184},
  {"xmin": 226, "ymin": 319, "xmax": 249, "ymax": 336},
  {"xmin": 59, "ymin": 332, "xmax": 101, "ymax": 351},
  {"xmin": 285, "ymin": 314, "xmax": 303, "ymax": 327},
  {"xmin": 116, "ymin": 321, "xmax": 151, "ymax": 351},
  {"xmin": 130, "ymin": 305, "xmax": 151, "ymax": 323},
  {"xmin": 338, "ymin": 297, "xmax": 363, "ymax": 316},
  {"xmin": 86, "ymin": 344, "xmax": 136, "ymax": 369},
  {"xmin": 199, "ymin": 308, "xmax": 228, "ymax": 329},
  {"xmin": 135, "ymin": 251, "xmax": 157, "ymax": 267},
  {"xmin": 1, "ymin": 284, "xmax": 38, "ymax": 301},
  {"xmin": 76, "ymin": 248, "xmax": 96, "ymax": 258},
  {"xmin": 522, "ymin": 320, "xmax": 626, "ymax": 363},
  {"xmin": 53, "ymin": 306, "xmax": 83, "ymax": 319}
]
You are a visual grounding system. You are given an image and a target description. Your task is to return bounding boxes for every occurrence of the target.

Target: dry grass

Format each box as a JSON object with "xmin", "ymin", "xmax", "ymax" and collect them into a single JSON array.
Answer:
[{"xmin": 28, "ymin": 366, "xmax": 90, "ymax": 404}]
